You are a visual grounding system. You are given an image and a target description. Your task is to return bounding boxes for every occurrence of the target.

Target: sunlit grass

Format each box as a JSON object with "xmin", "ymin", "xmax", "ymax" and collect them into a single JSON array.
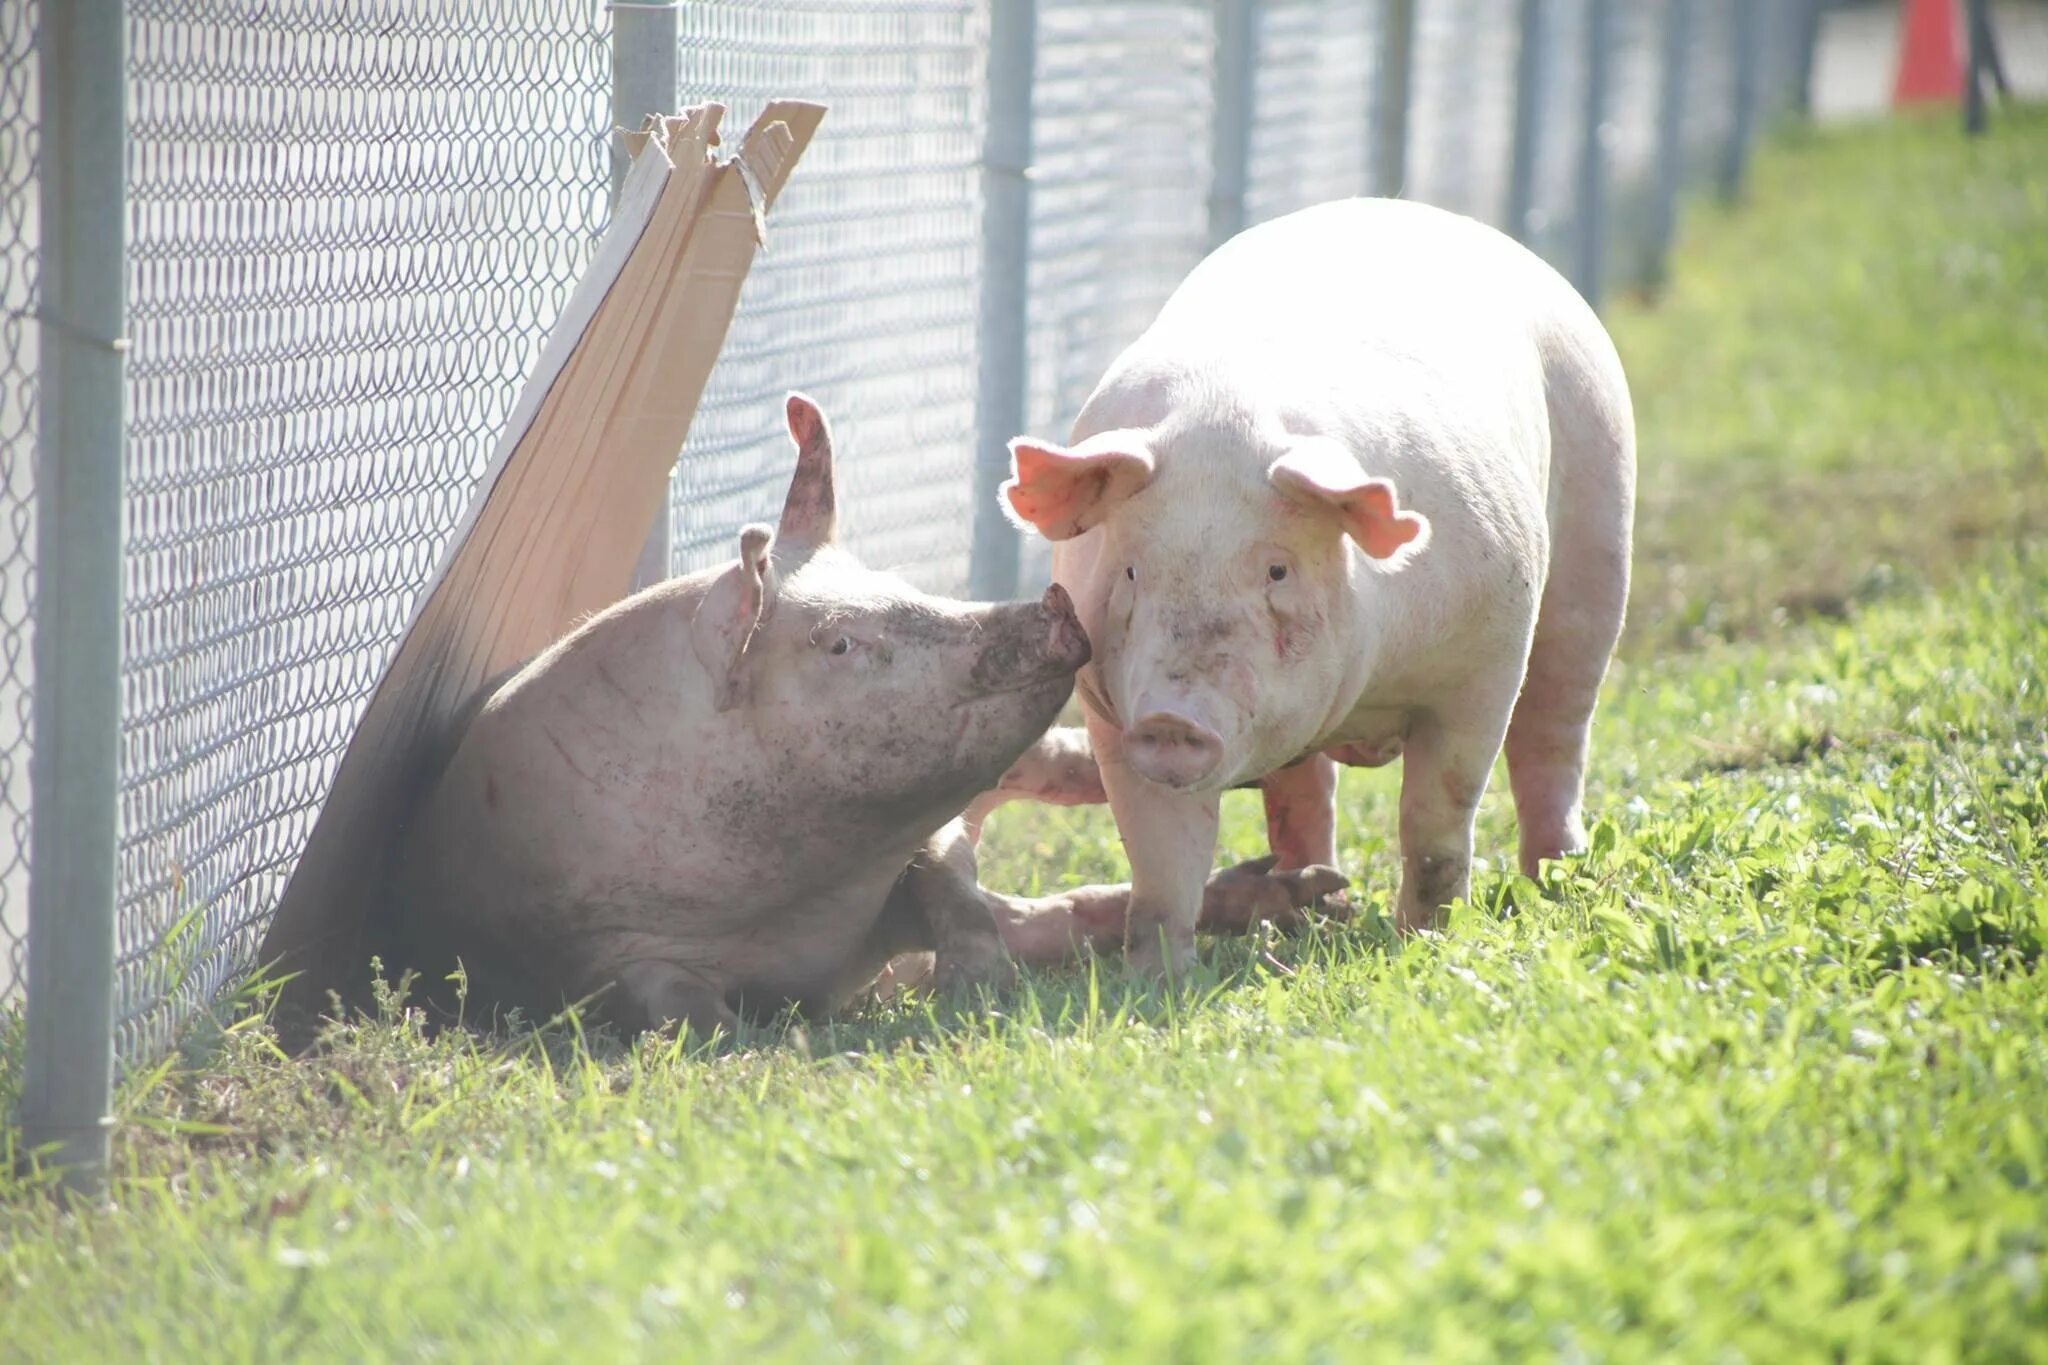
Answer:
[{"xmin": 4, "ymin": 110, "xmax": 2046, "ymax": 1362}]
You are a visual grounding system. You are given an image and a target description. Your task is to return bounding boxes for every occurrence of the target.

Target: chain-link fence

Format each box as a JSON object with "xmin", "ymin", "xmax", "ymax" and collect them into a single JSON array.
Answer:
[
  {"xmin": 666, "ymin": 3, "xmax": 987, "ymax": 588},
  {"xmin": 13, "ymin": 0, "xmax": 2014, "ymax": 1182},
  {"xmin": 111, "ymin": 0, "xmax": 612, "ymax": 1066}
]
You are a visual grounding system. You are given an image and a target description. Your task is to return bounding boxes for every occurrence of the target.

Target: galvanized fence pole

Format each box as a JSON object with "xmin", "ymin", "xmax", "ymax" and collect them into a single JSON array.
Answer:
[
  {"xmin": 611, "ymin": 1, "xmax": 681, "ymax": 591},
  {"xmin": 1719, "ymin": 0, "xmax": 1760, "ymax": 200},
  {"xmin": 1791, "ymin": 0, "xmax": 1824, "ymax": 118},
  {"xmin": 1373, "ymin": 0, "xmax": 1416, "ymax": 197},
  {"xmin": 968, "ymin": 0, "xmax": 1036, "ymax": 602},
  {"xmin": 21, "ymin": 0, "xmax": 128, "ymax": 1197},
  {"xmin": 1207, "ymin": 0, "xmax": 1259, "ymax": 251},
  {"xmin": 1504, "ymin": 0, "xmax": 1547, "ymax": 243},
  {"xmin": 1964, "ymin": 0, "xmax": 2000, "ymax": 136},
  {"xmin": 1572, "ymin": 0, "xmax": 1612, "ymax": 308},
  {"xmin": 1642, "ymin": 0, "xmax": 1692, "ymax": 289}
]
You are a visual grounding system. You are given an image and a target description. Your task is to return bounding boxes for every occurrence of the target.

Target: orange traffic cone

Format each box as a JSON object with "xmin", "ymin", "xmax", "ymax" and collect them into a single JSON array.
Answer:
[{"xmin": 1892, "ymin": 0, "xmax": 1964, "ymax": 105}]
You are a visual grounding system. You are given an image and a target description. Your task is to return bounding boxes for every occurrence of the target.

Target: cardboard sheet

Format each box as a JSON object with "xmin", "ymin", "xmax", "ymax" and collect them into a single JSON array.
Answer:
[{"xmin": 257, "ymin": 103, "xmax": 824, "ymax": 1030}]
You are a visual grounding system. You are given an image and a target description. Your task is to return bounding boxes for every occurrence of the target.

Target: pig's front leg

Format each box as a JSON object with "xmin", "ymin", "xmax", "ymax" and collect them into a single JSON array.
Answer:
[
  {"xmin": 894, "ymin": 820, "xmax": 1019, "ymax": 996},
  {"xmin": 1395, "ymin": 707, "xmax": 1513, "ymax": 933},
  {"xmin": 1090, "ymin": 712, "xmax": 1220, "ymax": 977},
  {"xmin": 610, "ymin": 960, "xmax": 742, "ymax": 1044}
]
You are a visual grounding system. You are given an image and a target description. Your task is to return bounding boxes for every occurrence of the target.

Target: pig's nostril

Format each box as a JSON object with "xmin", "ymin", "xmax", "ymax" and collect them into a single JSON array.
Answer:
[{"xmin": 1123, "ymin": 713, "xmax": 1224, "ymax": 788}]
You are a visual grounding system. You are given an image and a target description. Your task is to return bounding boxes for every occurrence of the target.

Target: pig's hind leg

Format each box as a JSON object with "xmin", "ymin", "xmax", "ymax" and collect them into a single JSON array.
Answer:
[
  {"xmin": 1505, "ymin": 354, "xmax": 1634, "ymax": 877},
  {"xmin": 983, "ymin": 861, "xmax": 1351, "ymax": 962},
  {"xmin": 1253, "ymin": 754, "xmax": 1352, "ymax": 921},
  {"xmin": 1395, "ymin": 692, "xmax": 1519, "ymax": 934},
  {"xmin": 961, "ymin": 726, "xmax": 1107, "ymax": 846},
  {"xmin": 1259, "ymin": 753, "xmax": 1340, "ymax": 871}
]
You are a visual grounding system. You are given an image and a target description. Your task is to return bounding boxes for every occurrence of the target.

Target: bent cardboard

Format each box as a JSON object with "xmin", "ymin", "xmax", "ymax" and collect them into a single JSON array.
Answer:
[{"xmin": 257, "ymin": 102, "xmax": 825, "ymax": 1033}]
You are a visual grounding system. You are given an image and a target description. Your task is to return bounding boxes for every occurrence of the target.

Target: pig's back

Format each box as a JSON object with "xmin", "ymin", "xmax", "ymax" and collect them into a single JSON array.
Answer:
[
  {"xmin": 1155, "ymin": 198, "xmax": 1588, "ymax": 374},
  {"xmin": 1076, "ymin": 196, "xmax": 1628, "ymax": 553}
]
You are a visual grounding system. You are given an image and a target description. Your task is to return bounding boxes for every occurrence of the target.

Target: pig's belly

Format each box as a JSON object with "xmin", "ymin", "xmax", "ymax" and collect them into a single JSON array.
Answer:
[
  {"xmin": 1320, "ymin": 705, "xmax": 1411, "ymax": 768},
  {"xmin": 723, "ymin": 886, "xmax": 901, "ymax": 1011}
]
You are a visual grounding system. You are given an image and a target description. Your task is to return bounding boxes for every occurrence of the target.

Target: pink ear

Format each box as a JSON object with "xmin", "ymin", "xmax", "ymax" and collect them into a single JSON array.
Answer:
[
  {"xmin": 778, "ymin": 391, "xmax": 837, "ymax": 552},
  {"xmin": 1268, "ymin": 441, "xmax": 1429, "ymax": 562},
  {"xmin": 1000, "ymin": 432, "xmax": 1155, "ymax": 541}
]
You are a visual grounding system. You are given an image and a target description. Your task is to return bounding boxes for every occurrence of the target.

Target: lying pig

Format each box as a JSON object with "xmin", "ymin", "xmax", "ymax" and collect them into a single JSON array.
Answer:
[
  {"xmin": 380, "ymin": 395, "xmax": 1092, "ymax": 1038},
  {"xmin": 1001, "ymin": 197, "xmax": 1636, "ymax": 970}
]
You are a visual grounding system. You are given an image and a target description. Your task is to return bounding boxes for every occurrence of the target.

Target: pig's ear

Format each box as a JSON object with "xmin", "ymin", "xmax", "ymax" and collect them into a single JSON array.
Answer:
[
  {"xmin": 1268, "ymin": 440, "xmax": 1430, "ymax": 565},
  {"xmin": 692, "ymin": 524, "xmax": 777, "ymax": 711},
  {"xmin": 777, "ymin": 392, "xmax": 838, "ymax": 555},
  {"xmin": 1001, "ymin": 431, "xmax": 1155, "ymax": 541}
]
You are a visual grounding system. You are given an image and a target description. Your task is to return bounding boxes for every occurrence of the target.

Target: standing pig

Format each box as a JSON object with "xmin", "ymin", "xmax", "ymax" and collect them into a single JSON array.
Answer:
[
  {"xmin": 1001, "ymin": 198, "xmax": 1635, "ymax": 970},
  {"xmin": 381, "ymin": 395, "xmax": 1091, "ymax": 1038}
]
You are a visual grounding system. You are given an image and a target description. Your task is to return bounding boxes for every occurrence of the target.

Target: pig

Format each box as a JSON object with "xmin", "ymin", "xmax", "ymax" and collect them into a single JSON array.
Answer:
[
  {"xmin": 999, "ymin": 197, "xmax": 1636, "ymax": 972},
  {"xmin": 378, "ymin": 394, "xmax": 1095, "ymax": 1039}
]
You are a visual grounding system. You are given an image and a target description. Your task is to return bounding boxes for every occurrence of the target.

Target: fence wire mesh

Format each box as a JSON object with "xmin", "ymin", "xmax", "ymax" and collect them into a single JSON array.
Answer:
[
  {"xmin": 1243, "ymin": 0, "xmax": 1378, "ymax": 224},
  {"xmin": 1408, "ymin": 0, "xmax": 1521, "ymax": 223},
  {"xmin": 2, "ymin": 0, "xmax": 1909, "ymax": 1076},
  {"xmin": 668, "ymin": 0, "xmax": 987, "ymax": 591},
  {"xmin": 1018, "ymin": 0, "xmax": 1217, "ymax": 588},
  {"xmin": 0, "ymin": 0, "xmax": 31, "ymax": 1022},
  {"xmin": 109, "ymin": 0, "xmax": 609, "ymax": 1061},
  {"xmin": 1604, "ymin": 0, "xmax": 1672, "ymax": 282}
]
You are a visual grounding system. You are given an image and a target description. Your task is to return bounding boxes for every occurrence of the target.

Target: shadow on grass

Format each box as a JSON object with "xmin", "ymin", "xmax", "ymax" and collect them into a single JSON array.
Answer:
[
  {"xmin": 41, "ymin": 912, "xmax": 1406, "ymax": 1181},
  {"xmin": 410, "ymin": 904, "xmax": 1406, "ymax": 1065}
]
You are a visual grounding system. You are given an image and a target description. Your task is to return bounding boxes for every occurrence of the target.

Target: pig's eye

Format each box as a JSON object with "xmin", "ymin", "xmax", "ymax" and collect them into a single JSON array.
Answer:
[
  {"xmin": 1268, "ymin": 564, "xmax": 1288, "ymax": 583},
  {"xmin": 827, "ymin": 636, "xmax": 854, "ymax": 657},
  {"xmin": 1124, "ymin": 566, "xmax": 1136, "ymax": 582}
]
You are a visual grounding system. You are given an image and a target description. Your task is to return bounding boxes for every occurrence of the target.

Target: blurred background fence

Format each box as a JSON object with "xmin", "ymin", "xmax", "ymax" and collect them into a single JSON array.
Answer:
[{"xmin": 4, "ymin": 0, "xmax": 2042, "ymax": 1184}]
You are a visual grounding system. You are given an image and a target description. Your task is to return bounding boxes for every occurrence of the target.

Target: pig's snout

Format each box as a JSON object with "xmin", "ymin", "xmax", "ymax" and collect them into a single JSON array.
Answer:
[
  {"xmin": 1040, "ymin": 583, "xmax": 1091, "ymax": 671},
  {"xmin": 1124, "ymin": 708, "xmax": 1224, "ymax": 789},
  {"xmin": 966, "ymin": 585, "xmax": 1091, "ymax": 698}
]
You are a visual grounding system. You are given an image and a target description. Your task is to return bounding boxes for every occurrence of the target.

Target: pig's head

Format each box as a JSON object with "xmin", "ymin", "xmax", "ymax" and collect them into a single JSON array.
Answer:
[
  {"xmin": 1001, "ymin": 423, "xmax": 1428, "ymax": 791},
  {"xmin": 690, "ymin": 394, "xmax": 1091, "ymax": 842}
]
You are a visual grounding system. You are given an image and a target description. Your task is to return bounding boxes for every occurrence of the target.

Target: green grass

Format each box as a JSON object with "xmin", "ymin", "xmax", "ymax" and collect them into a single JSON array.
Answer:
[
  {"xmin": 1611, "ymin": 107, "xmax": 2048, "ymax": 657},
  {"xmin": 4, "ymin": 111, "xmax": 2047, "ymax": 1361}
]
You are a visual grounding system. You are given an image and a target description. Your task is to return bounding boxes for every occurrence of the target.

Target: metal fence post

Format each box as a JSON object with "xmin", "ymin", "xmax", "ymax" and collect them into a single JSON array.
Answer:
[
  {"xmin": 1207, "ymin": 0, "xmax": 1258, "ymax": 250},
  {"xmin": 1504, "ymin": 0, "xmax": 1547, "ymax": 242},
  {"xmin": 1642, "ymin": 0, "xmax": 1692, "ymax": 289},
  {"xmin": 1963, "ymin": 0, "xmax": 2005, "ymax": 136},
  {"xmin": 1572, "ymin": 0, "xmax": 1612, "ymax": 308},
  {"xmin": 968, "ymin": 0, "xmax": 1036, "ymax": 602},
  {"xmin": 21, "ymin": 0, "xmax": 127, "ymax": 1198},
  {"xmin": 1373, "ymin": 0, "xmax": 1416, "ymax": 198},
  {"xmin": 1719, "ymin": 0, "xmax": 1759, "ymax": 200},
  {"xmin": 610, "ymin": 2, "xmax": 680, "ymax": 591},
  {"xmin": 1791, "ymin": 0, "xmax": 1824, "ymax": 118}
]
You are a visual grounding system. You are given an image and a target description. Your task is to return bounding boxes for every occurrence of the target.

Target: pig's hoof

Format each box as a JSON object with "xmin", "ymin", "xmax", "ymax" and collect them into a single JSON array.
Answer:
[
  {"xmin": 1309, "ymin": 887, "xmax": 1357, "ymax": 925},
  {"xmin": 932, "ymin": 944, "xmax": 1018, "ymax": 998},
  {"xmin": 1126, "ymin": 928, "xmax": 1196, "ymax": 982},
  {"xmin": 866, "ymin": 952, "xmax": 936, "ymax": 1002}
]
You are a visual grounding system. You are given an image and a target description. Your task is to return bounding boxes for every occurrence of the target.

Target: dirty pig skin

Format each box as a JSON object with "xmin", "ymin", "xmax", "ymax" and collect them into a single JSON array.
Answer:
[
  {"xmin": 381, "ymin": 395, "xmax": 1094, "ymax": 1039},
  {"xmin": 1001, "ymin": 197, "xmax": 1637, "ymax": 974}
]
